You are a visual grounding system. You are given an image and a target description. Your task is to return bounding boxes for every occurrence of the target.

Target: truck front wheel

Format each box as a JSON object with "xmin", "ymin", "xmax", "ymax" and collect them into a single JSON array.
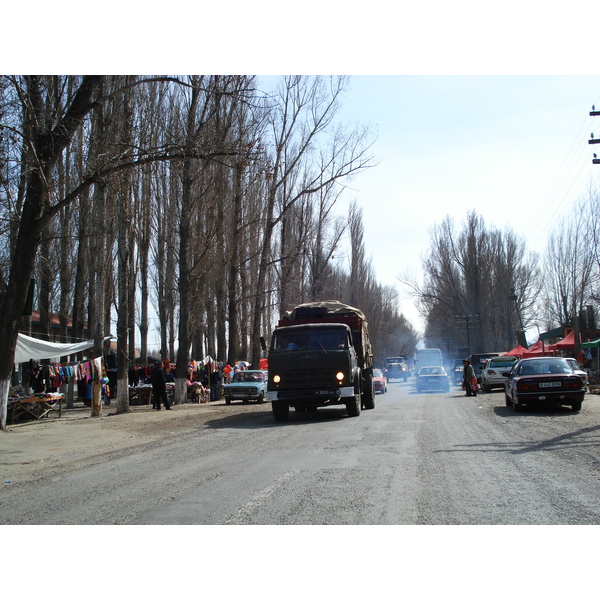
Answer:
[
  {"xmin": 272, "ymin": 401, "xmax": 289, "ymax": 421},
  {"xmin": 346, "ymin": 395, "xmax": 361, "ymax": 417},
  {"xmin": 362, "ymin": 371, "xmax": 375, "ymax": 410}
]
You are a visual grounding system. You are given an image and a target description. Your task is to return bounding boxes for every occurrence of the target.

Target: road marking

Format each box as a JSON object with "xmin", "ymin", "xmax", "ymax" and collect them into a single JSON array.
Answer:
[{"xmin": 224, "ymin": 469, "xmax": 299, "ymax": 524}]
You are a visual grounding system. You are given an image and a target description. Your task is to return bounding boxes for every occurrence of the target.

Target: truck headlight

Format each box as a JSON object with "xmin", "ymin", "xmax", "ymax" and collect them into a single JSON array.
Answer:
[
  {"xmin": 273, "ymin": 375, "xmax": 281, "ymax": 384},
  {"xmin": 336, "ymin": 372, "xmax": 345, "ymax": 381}
]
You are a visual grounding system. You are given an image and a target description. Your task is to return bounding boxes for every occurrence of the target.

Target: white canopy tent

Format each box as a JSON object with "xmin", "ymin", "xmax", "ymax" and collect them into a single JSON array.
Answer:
[{"xmin": 14, "ymin": 333, "xmax": 99, "ymax": 364}]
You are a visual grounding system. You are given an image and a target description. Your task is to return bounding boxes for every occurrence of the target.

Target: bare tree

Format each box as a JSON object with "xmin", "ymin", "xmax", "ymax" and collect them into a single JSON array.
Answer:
[
  {"xmin": 542, "ymin": 192, "xmax": 599, "ymax": 328},
  {"xmin": 0, "ymin": 76, "xmax": 103, "ymax": 428},
  {"xmin": 249, "ymin": 76, "xmax": 374, "ymax": 366},
  {"xmin": 401, "ymin": 212, "xmax": 539, "ymax": 356}
]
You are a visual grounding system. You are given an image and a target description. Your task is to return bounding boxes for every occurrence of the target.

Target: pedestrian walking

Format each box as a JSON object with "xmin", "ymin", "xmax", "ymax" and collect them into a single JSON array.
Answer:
[
  {"xmin": 463, "ymin": 359, "xmax": 478, "ymax": 396},
  {"xmin": 209, "ymin": 366, "xmax": 222, "ymax": 402},
  {"xmin": 151, "ymin": 362, "xmax": 172, "ymax": 410}
]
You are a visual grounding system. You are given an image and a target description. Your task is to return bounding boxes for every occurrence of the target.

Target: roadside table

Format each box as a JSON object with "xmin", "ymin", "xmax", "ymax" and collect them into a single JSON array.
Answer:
[
  {"xmin": 129, "ymin": 386, "xmax": 153, "ymax": 405},
  {"xmin": 7, "ymin": 393, "xmax": 64, "ymax": 424}
]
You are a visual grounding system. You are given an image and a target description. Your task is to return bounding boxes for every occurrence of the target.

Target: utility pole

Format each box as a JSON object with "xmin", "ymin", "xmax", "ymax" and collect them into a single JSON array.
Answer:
[
  {"xmin": 590, "ymin": 105, "xmax": 599, "ymax": 164},
  {"xmin": 456, "ymin": 314, "xmax": 479, "ymax": 356}
]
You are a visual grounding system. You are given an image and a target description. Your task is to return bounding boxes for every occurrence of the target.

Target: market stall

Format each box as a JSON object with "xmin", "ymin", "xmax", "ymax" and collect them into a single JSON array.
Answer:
[
  {"xmin": 9, "ymin": 333, "xmax": 109, "ymax": 422},
  {"xmin": 8, "ymin": 393, "xmax": 65, "ymax": 423}
]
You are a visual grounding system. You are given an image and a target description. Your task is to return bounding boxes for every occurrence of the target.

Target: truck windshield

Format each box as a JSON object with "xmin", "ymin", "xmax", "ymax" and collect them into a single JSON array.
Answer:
[{"xmin": 273, "ymin": 329, "xmax": 347, "ymax": 352}]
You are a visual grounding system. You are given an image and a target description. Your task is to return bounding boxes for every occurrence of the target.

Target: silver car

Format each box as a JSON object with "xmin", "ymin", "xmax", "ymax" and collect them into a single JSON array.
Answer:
[{"xmin": 480, "ymin": 356, "xmax": 518, "ymax": 392}]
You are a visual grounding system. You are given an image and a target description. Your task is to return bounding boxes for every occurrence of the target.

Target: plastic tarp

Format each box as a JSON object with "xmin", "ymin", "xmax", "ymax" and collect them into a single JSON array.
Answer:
[
  {"xmin": 14, "ymin": 333, "xmax": 96, "ymax": 364},
  {"xmin": 538, "ymin": 326, "xmax": 563, "ymax": 341},
  {"xmin": 285, "ymin": 300, "xmax": 367, "ymax": 323}
]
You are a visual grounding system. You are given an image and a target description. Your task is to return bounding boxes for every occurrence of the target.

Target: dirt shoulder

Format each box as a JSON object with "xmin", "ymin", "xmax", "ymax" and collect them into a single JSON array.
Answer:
[{"xmin": 1, "ymin": 400, "xmax": 271, "ymax": 486}]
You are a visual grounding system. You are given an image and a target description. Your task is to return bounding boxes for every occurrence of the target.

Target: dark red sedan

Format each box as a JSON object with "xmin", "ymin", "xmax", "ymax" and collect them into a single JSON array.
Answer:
[{"xmin": 503, "ymin": 357, "xmax": 585, "ymax": 412}]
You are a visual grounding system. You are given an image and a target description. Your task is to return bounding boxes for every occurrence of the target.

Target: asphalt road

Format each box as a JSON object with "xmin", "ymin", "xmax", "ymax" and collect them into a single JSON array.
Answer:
[{"xmin": 2, "ymin": 379, "xmax": 600, "ymax": 525}]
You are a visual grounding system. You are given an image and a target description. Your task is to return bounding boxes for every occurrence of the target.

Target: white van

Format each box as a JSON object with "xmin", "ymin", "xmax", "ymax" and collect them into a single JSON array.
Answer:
[{"xmin": 415, "ymin": 348, "xmax": 443, "ymax": 374}]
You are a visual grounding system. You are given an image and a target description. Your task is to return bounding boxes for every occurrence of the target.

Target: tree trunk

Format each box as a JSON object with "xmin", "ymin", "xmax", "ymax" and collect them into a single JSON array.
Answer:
[
  {"xmin": 115, "ymin": 195, "xmax": 131, "ymax": 414},
  {"xmin": 174, "ymin": 81, "xmax": 201, "ymax": 404},
  {"xmin": 226, "ymin": 163, "xmax": 243, "ymax": 364},
  {"xmin": 0, "ymin": 72, "xmax": 103, "ymax": 429}
]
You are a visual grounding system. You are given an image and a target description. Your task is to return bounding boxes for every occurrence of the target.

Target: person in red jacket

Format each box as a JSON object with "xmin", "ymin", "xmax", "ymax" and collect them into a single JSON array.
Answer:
[{"xmin": 463, "ymin": 359, "xmax": 478, "ymax": 397}]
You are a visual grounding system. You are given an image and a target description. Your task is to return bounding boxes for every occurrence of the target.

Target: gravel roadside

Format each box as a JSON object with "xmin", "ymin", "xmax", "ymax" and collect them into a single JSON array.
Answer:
[{"xmin": 1, "ymin": 400, "xmax": 272, "ymax": 487}]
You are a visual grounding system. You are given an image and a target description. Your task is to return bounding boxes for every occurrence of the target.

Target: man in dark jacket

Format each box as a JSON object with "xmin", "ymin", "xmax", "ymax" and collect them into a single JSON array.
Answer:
[
  {"xmin": 209, "ymin": 367, "xmax": 222, "ymax": 402},
  {"xmin": 151, "ymin": 362, "xmax": 172, "ymax": 410}
]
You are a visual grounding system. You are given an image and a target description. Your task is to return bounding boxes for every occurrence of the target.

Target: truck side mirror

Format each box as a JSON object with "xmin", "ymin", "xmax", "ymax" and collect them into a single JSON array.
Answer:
[{"xmin": 260, "ymin": 336, "xmax": 267, "ymax": 352}]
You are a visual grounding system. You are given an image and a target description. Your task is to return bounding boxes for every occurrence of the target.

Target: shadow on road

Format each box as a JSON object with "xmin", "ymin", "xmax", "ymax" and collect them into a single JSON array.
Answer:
[
  {"xmin": 203, "ymin": 406, "xmax": 351, "ymax": 429},
  {"xmin": 492, "ymin": 405, "xmax": 584, "ymax": 418},
  {"xmin": 434, "ymin": 417, "xmax": 600, "ymax": 454}
]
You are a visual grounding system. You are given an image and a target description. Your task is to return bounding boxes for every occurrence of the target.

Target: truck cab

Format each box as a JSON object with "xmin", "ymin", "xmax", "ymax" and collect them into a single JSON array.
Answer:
[{"xmin": 385, "ymin": 356, "xmax": 409, "ymax": 382}]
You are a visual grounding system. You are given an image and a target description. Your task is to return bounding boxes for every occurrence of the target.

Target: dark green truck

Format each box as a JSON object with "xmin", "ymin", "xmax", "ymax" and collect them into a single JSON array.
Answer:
[{"xmin": 265, "ymin": 301, "xmax": 375, "ymax": 421}]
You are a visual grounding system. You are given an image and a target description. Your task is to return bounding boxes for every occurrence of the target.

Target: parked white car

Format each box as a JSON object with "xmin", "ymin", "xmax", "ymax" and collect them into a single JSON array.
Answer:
[
  {"xmin": 480, "ymin": 355, "xmax": 518, "ymax": 392},
  {"xmin": 565, "ymin": 358, "xmax": 588, "ymax": 385}
]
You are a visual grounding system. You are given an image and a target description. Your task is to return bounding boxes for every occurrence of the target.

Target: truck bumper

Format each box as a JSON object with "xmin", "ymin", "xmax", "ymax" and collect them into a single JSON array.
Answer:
[{"xmin": 267, "ymin": 386, "xmax": 355, "ymax": 402}]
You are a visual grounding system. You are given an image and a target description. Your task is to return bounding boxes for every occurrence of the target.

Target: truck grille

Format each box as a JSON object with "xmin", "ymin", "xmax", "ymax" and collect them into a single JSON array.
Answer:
[{"xmin": 282, "ymin": 369, "xmax": 336, "ymax": 388}]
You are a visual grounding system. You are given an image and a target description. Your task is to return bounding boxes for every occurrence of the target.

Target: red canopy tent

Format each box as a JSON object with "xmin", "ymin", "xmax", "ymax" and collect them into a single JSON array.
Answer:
[
  {"xmin": 547, "ymin": 330, "xmax": 578, "ymax": 352},
  {"xmin": 505, "ymin": 344, "xmax": 528, "ymax": 357},
  {"xmin": 522, "ymin": 339, "xmax": 552, "ymax": 357}
]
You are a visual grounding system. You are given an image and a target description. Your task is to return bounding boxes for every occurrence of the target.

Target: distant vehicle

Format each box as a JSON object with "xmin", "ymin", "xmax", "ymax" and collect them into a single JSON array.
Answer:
[
  {"xmin": 503, "ymin": 357, "xmax": 586, "ymax": 412},
  {"xmin": 386, "ymin": 356, "xmax": 406, "ymax": 364},
  {"xmin": 415, "ymin": 348, "xmax": 443, "ymax": 375},
  {"xmin": 469, "ymin": 353, "xmax": 500, "ymax": 383},
  {"xmin": 451, "ymin": 359, "xmax": 464, "ymax": 385},
  {"xmin": 480, "ymin": 355, "xmax": 518, "ymax": 392},
  {"xmin": 373, "ymin": 368, "xmax": 388, "ymax": 394},
  {"xmin": 223, "ymin": 370, "xmax": 268, "ymax": 405},
  {"xmin": 385, "ymin": 356, "xmax": 409, "ymax": 382},
  {"xmin": 564, "ymin": 358, "xmax": 588, "ymax": 385},
  {"xmin": 416, "ymin": 366, "xmax": 450, "ymax": 393}
]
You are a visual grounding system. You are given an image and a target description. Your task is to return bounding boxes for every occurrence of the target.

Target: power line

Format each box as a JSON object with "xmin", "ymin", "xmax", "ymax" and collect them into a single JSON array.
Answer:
[
  {"xmin": 527, "ymin": 103, "xmax": 600, "ymax": 252},
  {"xmin": 591, "ymin": 103, "xmax": 600, "ymax": 165}
]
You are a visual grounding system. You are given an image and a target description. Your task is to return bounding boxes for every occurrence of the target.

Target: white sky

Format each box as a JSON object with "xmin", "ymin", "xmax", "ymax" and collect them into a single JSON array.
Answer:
[
  {"xmin": 331, "ymin": 75, "xmax": 600, "ymax": 334},
  {"xmin": 254, "ymin": 74, "xmax": 600, "ymax": 338}
]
